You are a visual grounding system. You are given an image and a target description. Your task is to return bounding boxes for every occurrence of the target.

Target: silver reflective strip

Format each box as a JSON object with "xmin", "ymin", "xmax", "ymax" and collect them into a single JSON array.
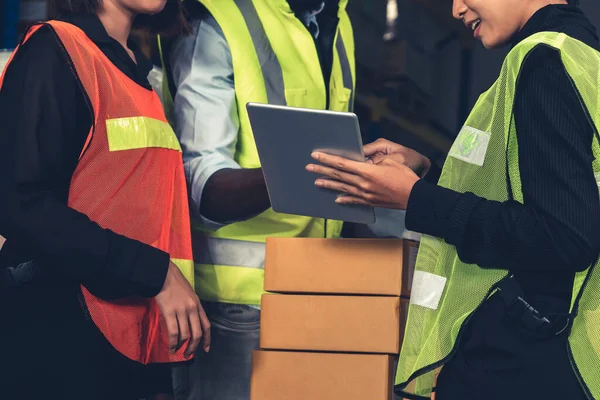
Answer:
[
  {"xmin": 595, "ymin": 172, "xmax": 600, "ymax": 190},
  {"xmin": 336, "ymin": 32, "xmax": 354, "ymax": 112},
  {"xmin": 235, "ymin": 0, "xmax": 286, "ymax": 106},
  {"xmin": 193, "ymin": 235, "xmax": 266, "ymax": 269}
]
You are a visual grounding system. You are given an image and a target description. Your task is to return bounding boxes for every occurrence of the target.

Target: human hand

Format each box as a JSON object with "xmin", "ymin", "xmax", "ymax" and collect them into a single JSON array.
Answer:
[
  {"xmin": 306, "ymin": 151, "xmax": 420, "ymax": 210},
  {"xmin": 155, "ymin": 262, "xmax": 211, "ymax": 358},
  {"xmin": 364, "ymin": 139, "xmax": 431, "ymax": 178}
]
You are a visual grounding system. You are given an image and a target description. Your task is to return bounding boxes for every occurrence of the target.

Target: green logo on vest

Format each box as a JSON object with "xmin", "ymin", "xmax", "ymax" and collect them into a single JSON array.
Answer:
[{"xmin": 458, "ymin": 129, "xmax": 480, "ymax": 158}]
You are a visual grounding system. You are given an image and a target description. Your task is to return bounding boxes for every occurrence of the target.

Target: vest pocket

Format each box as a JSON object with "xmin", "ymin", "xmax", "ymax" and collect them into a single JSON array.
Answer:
[
  {"xmin": 329, "ymin": 86, "xmax": 352, "ymax": 112},
  {"xmin": 330, "ymin": 87, "xmax": 352, "ymax": 112},
  {"xmin": 284, "ymin": 88, "xmax": 309, "ymax": 108}
]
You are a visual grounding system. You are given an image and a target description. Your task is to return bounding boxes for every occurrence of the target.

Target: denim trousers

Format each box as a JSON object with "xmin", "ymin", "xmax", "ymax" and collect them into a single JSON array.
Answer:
[{"xmin": 172, "ymin": 302, "xmax": 261, "ymax": 400}]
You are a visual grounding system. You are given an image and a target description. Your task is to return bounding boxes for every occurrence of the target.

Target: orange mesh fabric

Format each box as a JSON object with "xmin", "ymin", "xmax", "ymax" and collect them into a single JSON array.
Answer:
[{"xmin": 15, "ymin": 21, "xmax": 194, "ymax": 365}]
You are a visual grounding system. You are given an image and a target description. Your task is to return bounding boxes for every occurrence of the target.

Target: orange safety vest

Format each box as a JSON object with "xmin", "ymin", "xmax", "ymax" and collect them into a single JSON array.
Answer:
[{"xmin": 0, "ymin": 21, "xmax": 194, "ymax": 365}]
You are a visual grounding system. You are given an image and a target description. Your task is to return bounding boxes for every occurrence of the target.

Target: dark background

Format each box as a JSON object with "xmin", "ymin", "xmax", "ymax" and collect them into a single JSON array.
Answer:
[{"xmin": 2, "ymin": 0, "xmax": 599, "ymax": 164}]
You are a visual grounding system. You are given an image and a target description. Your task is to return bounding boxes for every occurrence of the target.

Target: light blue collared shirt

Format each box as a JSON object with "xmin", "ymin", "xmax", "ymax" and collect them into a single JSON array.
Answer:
[{"xmin": 170, "ymin": 10, "xmax": 322, "ymax": 230}]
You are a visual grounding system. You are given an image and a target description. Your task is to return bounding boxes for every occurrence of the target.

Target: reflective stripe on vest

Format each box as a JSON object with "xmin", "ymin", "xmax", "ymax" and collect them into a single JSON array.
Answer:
[
  {"xmin": 336, "ymin": 34, "xmax": 354, "ymax": 112},
  {"xmin": 192, "ymin": 236, "xmax": 265, "ymax": 269},
  {"xmin": 106, "ymin": 117, "xmax": 182, "ymax": 152},
  {"xmin": 234, "ymin": 0, "xmax": 286, "ymax": 106},
  {"xmin": 396, "ymin": 32, "xmax": 600, "ymax": 399}
]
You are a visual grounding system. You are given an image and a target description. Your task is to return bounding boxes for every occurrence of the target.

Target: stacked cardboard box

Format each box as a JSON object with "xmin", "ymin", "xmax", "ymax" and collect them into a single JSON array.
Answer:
[{"xmin": 250, "ymin": 238, "xmax": 418, "ymax": 400}]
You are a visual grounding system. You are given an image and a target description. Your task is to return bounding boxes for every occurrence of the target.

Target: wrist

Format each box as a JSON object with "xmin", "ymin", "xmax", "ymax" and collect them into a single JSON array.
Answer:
[
  {"xmin": 157, "ymin": 259, "xmax": 173, "ymax": 295},
  {"xmin": 419, "ymin": 157, "xmax": 432, "ymax": 178}
]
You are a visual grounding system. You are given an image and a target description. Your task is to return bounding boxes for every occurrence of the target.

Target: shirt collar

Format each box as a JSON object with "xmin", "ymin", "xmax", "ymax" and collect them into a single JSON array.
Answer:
[
  {"xmin": 57, "ymin": 13, "xmax": 153, "ymax": 79},
  {"xmin": 287, "ymin": 1, "xmax": 329, "ymax": 16},
  {"xmin": 59, "ymin": 13, "xmax": 114, "ymax": 44},
  {"xmin": 510, "ymin": 4, "xmax": 595, "ymax": 47}
]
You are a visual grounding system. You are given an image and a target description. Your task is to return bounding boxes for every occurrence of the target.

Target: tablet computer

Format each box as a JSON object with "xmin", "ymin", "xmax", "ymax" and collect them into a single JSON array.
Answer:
[{"xmin": 247, "ymin": 103, "xmax": 375, "ymax": 224}]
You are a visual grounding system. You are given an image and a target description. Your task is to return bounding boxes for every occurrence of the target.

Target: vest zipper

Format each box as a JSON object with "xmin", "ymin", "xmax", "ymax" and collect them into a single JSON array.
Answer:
[{"xmin": 394, "ymin": 273, "xmax": 511, "ymax": 399}]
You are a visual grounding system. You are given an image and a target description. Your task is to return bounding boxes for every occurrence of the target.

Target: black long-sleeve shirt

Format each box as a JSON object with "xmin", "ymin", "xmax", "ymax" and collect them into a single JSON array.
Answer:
[
  {"xmin": 0, "ymin": 16, "xmax": 169, "ymax": 299},
  {"xmin": 407, "ymin": 4, "xmax": 600, "ymax": 303}
]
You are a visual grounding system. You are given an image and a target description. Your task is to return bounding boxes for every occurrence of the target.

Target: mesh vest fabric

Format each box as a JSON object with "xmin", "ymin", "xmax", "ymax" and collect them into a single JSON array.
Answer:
[
  {"xmin": 3, "ymin": 22, "xmax": 195, "ymax": 365},
  {"xmin": 164, "ymin": 0, "xmax": 356, "ymax": 305},
  {"xmin": 396, "ymin": 32, "xmax": 600, "ymax": 399}
]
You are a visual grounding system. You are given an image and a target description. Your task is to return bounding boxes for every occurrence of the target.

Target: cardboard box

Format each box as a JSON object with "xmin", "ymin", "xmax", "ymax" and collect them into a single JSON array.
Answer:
[
  {"xmin": 264, "ymin": 238, "xmax": 418, "ymax": 297},
  {"xmin": 403, "ymin": 239, "xmax": 419, "ymax": 297},
  {"xmin": 250, "ymin": 350, "xmax": 396, "ymax": 400},
  {"xmin": 260, "ymin": 294, "xmax": 407, "ymax": 354}
]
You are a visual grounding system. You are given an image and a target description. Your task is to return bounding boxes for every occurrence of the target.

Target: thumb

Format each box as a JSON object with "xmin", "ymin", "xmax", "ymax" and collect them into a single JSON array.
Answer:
[
  {"xmin": 371, "ymin": 153, "xmax": 394, "ymax": 165},
  {"xmin": 363, "ymin": 142, "xmax": 388, "ymax": 157}
]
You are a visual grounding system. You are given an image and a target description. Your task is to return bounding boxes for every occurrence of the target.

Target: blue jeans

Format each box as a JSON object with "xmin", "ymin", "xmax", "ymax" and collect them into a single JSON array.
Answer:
[{"xmin": 172, "ymin": 302, "xmax": 260, "ymax": 400}]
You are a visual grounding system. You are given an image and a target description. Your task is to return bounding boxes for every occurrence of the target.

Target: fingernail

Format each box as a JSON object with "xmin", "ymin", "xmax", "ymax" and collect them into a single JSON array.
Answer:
[
  {"xmin": 306, "ymin": 164, "xmax": 314, "ymax": 171},
  {"xmin": 315, "ymin": 180, "xmax": 323, "ymax": 187},
  {"xmin": 312, "ymin": 152, "xmax": 320, "ymax": 160}
]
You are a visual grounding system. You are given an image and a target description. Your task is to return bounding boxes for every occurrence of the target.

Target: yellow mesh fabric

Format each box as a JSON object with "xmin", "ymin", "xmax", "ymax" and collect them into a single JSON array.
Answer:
[
  {"xmin": 396, "ymin": 32, "xmax": 600, "ymax": 399},
  {"xmin": 167, "ymin": 0, "xmax": 353, "ymax": 305}
]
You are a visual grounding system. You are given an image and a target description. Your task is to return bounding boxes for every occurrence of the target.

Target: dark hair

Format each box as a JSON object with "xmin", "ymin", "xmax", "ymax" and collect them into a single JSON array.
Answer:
[
  {"xmin": 49, "ymin": 0, "xmax": 188, "ymax": 36},
  {"xmin": 567, "ymin": 0, "xmax": 580, "ymax": 5}
]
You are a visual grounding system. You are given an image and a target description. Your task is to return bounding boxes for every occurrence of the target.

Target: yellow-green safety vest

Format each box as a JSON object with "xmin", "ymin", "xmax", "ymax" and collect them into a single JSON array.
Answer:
[
  {"xmin": 396, "ymin": 32, "xmax": 600, "ymax": 399},
  {"xmin": 162, "ymin": 0, "xmax": 355, "ymax": 305}
]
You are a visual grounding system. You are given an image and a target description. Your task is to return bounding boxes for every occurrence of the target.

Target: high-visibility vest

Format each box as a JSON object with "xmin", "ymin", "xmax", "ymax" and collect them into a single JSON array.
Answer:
[
  {"xmin": 163, "ymin": 0, "xmax": 355, "ymax": 305},
  {"xmin": 396, "ymin": 32, "xmax": 600, "ymax": 399},
  {"xmin": 1, "ymin": 21, "xmax": 195, "ymax": 365}
]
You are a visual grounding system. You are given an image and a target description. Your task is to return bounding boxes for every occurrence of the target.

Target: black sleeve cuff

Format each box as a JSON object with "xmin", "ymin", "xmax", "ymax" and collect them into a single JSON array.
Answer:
[
  {"xmin": 424, "ymin": 162, "xmax": 442, "ymax": 185},
  {"xmin": 106, "ymin": 233, "xmax": 170, "ymax": 298},
  {"xmin": 131, "ymin": 244, "xmax": 170, "ymax": 298},
  {"xmin": 405, "ymin": 180, "xmax": 462, "ymax": 238}
]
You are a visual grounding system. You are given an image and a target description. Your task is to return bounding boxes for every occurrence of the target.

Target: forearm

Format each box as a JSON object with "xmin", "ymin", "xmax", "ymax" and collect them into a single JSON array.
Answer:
[
  {"xmin": 406, "ymin": 179, "xmax": 599, "ymax": 274},
  {"xmin": 0, "ymin": 189, "xmax": 170, "ymax": 298},
  {"xmin": 423, "ymin": 161, "xmax": 442, "ymax": 185},
  {"xmin": 406, "ymin": 47, "xmax": 600, "ymax": 274},
  {"xmin": 200, "ymin": 168, "xmax": 271, "ymax": 223}
]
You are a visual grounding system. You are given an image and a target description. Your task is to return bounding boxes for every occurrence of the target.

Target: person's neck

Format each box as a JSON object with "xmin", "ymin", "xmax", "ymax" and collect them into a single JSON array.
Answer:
[
  {"xmin": 519, "ymin": 0, "xmax": 569, "ymax": 30},
  {"xmin": 97, "ymin": 1, "xmax": 134, "ymax": 51}
]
